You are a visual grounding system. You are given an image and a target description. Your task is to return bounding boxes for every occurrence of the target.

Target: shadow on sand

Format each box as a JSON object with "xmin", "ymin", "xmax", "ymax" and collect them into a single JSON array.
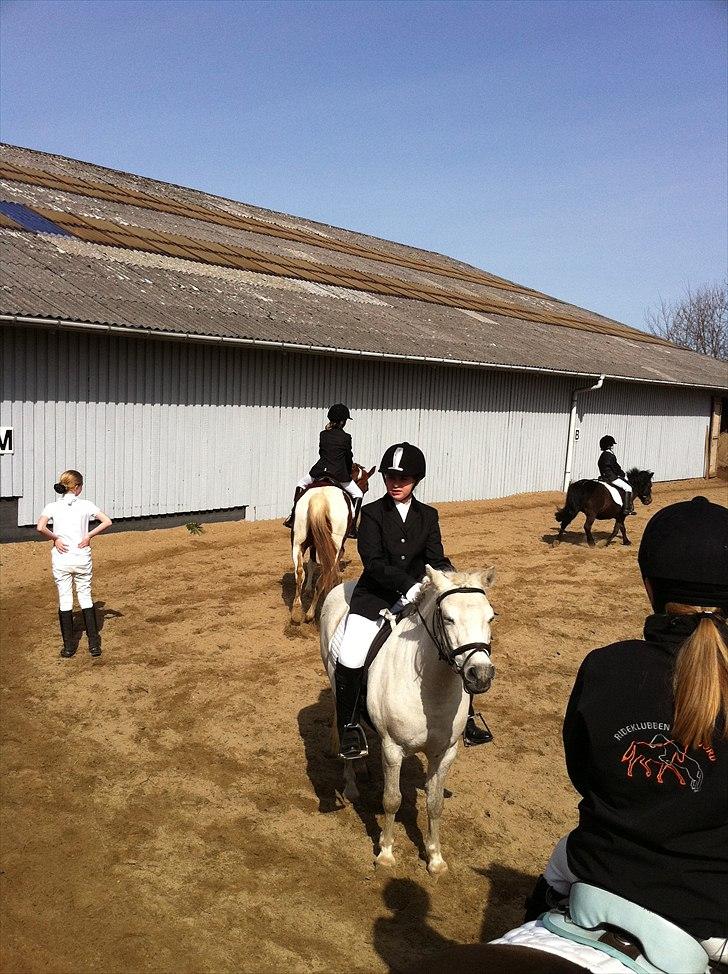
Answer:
[
  {"xmin": 297, "ymin": 689, "xmax": 428, "ymax": 861},
  {"xmin": 70, "ymin": 601, "xmax": 123, "ymax": 653}
]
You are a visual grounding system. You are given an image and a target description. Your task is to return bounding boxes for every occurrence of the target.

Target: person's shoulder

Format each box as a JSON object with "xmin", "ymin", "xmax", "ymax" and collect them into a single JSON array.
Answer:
[
  {"xmin": 413, "ymin": 498, "xmax": 440, "ymax": 519},
  {"xmin": 362, "ymin": 496, "xmax": 385, "ymax": 516},
  {"xmin": 40, "ymin": 501, "xmax": 57, "ymax": 517},
  {"xmin": 80, "ymin": 499, "xmax": 100, "ymax": 515},
  {"xmin": 581, "ymin": 639, "xmax": 648, "ymax": 672}
]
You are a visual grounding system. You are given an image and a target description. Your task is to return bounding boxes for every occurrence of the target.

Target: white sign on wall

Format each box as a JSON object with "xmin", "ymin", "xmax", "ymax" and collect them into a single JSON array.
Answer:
[{"xmin": 0, "ymin": 427, "xmax": 14, "ymax": 454}]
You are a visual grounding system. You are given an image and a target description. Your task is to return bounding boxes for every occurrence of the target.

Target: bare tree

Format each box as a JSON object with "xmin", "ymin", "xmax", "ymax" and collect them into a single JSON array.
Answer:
[{"xmin": 645, "ymin": 281, "xmax": 727, "ymax": 361}]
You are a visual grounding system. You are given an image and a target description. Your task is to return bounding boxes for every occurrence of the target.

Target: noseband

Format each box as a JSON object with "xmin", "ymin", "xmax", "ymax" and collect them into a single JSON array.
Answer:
[{"xmin": 416, "ymin": 586, "xmax": 493, "ymax": 676}]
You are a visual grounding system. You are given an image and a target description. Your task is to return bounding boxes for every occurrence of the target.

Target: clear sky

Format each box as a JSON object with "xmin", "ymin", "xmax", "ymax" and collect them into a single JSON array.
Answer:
[{"xmin": 1, "ymin": 0, "xmax": 725, "ymax": 330}]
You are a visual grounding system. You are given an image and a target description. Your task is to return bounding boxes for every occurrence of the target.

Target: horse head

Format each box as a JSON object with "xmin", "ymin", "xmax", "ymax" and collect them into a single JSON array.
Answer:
[
  {"xmin": 627, "ymin": 468, "xmax": 654, "ymax": 506},
  {"xmin": 352, "ymin": 463, "xmax": 376, "ymax": 494},
  {"xmin": 422, "ymin": 566, "xmax": 497, "ymax": 694}
]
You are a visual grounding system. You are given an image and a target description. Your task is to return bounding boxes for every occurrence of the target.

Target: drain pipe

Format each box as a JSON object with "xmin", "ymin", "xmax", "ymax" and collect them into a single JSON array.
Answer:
[{"xmin": 562, "ymin": 374, "xmax": 605, "ymax": 491}]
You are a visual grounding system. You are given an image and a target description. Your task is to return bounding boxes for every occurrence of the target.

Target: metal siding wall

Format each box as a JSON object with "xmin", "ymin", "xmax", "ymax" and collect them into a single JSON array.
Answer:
[
  {"xmin": 0, "ymin": 326, "xmax": 714, "ymax": 526},
  {"xmin": 572, "ymin": 381, "xmax": 711, "ymax": 482}
]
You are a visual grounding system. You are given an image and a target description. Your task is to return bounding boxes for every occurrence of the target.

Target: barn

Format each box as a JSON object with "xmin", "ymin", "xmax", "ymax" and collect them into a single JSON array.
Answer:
[{"xmin": 0, "ymin": 144, "xmax": 725, "ymax": 541}]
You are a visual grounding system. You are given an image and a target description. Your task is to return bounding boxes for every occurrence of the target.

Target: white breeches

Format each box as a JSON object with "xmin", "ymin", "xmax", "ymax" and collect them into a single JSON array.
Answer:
[
  {"xmin": 612, "ymin": 478, "xmax": 632, "ymax": 494},
  {"xmin": 296, "ymin": 474, "xmax": 363, "ymax": 499},
  {"xmin": 543, "ymin": 833, "xmax": 727, "ymax": 963},
  {"xmin": 52, "ymin": 557, "xmax": 94, "ymax": 611},
  {"xmin": 339, "ymin": 613, "xmax": 384, "ymax": 668}
]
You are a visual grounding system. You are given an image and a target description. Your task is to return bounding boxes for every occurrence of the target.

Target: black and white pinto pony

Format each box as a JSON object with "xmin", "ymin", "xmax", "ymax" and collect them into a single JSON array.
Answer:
[
  {"xmin": 320, "ymin": 565, "xmax": 496, "ymax": 875},
  {"xmin": 554, "ymin": 468, "xmax": 654, "ymax": 548}
]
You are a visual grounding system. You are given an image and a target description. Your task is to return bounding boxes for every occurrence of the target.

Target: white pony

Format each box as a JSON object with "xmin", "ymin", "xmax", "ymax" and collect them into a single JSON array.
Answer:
[{"xmin": 320, "ymin": 564, "xmax": 496, "ymax": 875}]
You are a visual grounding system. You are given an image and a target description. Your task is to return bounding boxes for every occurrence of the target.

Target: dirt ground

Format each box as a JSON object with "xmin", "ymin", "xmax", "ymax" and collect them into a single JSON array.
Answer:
[{"xmin": 1, "ymin": 477, "xmax": 726, "ymax": 974}]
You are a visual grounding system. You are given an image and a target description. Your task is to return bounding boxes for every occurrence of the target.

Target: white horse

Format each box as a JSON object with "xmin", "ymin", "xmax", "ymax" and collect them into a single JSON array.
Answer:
[
  {"xmin": 320, "ymin": 564, "xmax": 496, "ymax": 875},
  {"xmin": 290, "ymin": 465, "xmax": 374, "ymax": 625}
]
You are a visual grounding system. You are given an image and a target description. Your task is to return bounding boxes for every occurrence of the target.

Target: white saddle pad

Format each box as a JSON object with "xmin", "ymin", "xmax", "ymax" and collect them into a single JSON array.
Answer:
[
  {"xmin": 328, "ymin": 615, "xmax": 348, "ymax": 665},
  {"xmin": 592, "ymin": 480, "xmax": 623, "ymax": 506},
  {"xmin": 491, "ymin": 919, "xmax": 633, "ymax": 972}
]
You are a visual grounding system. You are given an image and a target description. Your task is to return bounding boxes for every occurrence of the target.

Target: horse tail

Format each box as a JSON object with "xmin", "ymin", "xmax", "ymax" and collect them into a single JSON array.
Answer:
[
  {"xmin": 555, "ymin": 486, "xmax": 578, "ymax": 523},
  {"xmin": 308, "ymin": 494, "xmax": 340, "ymax": 601}
]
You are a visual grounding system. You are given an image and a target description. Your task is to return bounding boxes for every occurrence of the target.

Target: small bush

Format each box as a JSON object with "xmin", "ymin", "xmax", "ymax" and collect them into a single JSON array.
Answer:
[{"xmin": 185, "ymin": 521, "xmax": 204, "ymax": 535}]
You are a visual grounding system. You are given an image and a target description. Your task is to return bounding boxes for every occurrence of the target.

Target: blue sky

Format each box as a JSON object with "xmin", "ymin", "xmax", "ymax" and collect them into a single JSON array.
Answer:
[{"xmin": 1, "ymin": 0, "xmax": 725, "ymax": 329}]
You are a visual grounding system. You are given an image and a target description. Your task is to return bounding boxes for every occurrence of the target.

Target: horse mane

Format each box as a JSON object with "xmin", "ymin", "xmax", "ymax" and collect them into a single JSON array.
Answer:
[
  {"xmin": 627, "ymin": 467, "xmax": 654, "ymax": 490},
  {"xmin": 415, "ymin": 570, "xmax": 476, "ymax": 606}
]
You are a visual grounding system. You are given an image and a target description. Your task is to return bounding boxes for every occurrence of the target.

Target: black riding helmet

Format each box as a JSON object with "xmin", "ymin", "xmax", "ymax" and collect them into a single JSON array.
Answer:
[
  {"xmin": 327, "ymin": 403, "xmax": 351, "ymax": 423},
  {"xmin": 380, "ymin": 442, "xmax": 426, "ymax": 482},
  {"xmin": 600, "ymin": 435, "xmax": 616, "ymax": 451},
  {"xmin": 638, "ymin": 496, "xmax": 728, "ymax": 612}
]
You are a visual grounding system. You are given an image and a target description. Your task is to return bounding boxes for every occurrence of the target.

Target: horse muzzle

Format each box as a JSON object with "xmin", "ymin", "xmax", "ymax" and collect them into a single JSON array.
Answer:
[{"xmin": 463, "ymin": 658, "xmax": 495, "ymax": 695}]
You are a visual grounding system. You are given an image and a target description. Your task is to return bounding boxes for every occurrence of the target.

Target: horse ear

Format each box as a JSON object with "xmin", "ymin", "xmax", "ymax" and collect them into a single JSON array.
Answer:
[
  {"xmin": 479, "ymin": 566, "xmax": 496, "ymax": 589},
  {"xmin": 368, "ymin": 467, "xmax": 376, "ymax": 477},
  {"xmin": 425, "ymin": 565, "xmax": 447, "ymax": 587}
]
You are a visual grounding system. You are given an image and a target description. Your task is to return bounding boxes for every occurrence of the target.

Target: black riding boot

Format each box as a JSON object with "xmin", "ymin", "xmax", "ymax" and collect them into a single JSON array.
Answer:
[
  {"xmin": 334, "ymin": 661, "xmax": 368, "ymax": 759},
  {"xmin": 463, "ymin": 696, "xmax": 493, "ymax": 746},
  {"xmin": 283, "ymin": 486, "xmax": 306, "ymax": 529},
  {"xmin": 523, "ymin": 874, "xmax": 567, "ymax": 922},
  {"xmin": 82, "ymin": 606, "xmax": 102, "ymax": 658},
  {"xmin": 58, "ymin": 609, "xmax": 75, "ymax": 658},
  {"xmin": 626, "ymin": 493, "xmax": 636, "ymax": 515},
  {"xmin": 346, "ymin": 498, "xmax": 362, "ymax": 539}
]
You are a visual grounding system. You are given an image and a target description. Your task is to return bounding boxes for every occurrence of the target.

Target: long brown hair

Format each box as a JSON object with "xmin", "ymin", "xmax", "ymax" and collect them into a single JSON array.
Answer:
[{"xmin": 669, "ymin": 602, "xmax": 728, "ymax": 750}]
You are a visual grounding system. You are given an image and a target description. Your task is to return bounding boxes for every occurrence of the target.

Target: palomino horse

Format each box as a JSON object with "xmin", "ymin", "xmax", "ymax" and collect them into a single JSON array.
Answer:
[
  {"xmin": 290, "ymin": 464, "xmax": 374, "ymax": 625},
  {"xmin": 320, "ymin": 565, "xmax": 496, "ymax": 875},
  {"xmin": 554, "ymin": 468, "xmax": 654, "ymax": 547}
]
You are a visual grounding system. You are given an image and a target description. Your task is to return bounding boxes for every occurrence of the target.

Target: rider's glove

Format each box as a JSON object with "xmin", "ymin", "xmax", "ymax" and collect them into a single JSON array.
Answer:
[{"xmin": 404, "ymin": 582, "xmax": 423, "ymax": 604}]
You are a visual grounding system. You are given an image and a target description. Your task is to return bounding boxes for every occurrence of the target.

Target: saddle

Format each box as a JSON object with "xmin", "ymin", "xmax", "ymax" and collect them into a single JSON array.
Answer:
[
  {"xmin": 542, "ymin": 883, "xmax": 710, "ymax": 974},
  {"xmin": 595, "ymin": 479, "xmax": 626, "ymax": 507}
]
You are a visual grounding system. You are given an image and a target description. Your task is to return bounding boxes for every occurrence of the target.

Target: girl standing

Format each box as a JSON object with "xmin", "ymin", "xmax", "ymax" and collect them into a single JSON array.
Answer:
[{"xmin": 36, "ymin": 470, "xmax": 112, "ymax": 658}]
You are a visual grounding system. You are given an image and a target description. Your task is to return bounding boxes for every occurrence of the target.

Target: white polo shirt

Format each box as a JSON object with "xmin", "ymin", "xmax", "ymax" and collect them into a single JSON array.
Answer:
[{"xmin": 41, "ymin": 495, "xmax": 100, "ymax": 564}]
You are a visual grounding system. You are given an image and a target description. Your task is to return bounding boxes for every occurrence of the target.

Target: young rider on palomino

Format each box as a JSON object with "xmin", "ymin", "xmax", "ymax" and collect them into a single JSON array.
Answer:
[
  {"xmin": 597, "ymin": 434, "xmax": 635, "ymax": 515},
  {"xmin": 526, "ymin": 496, "xmax": 728, "ymax": 967},
  {"xmin": 334, "ymin": 441, "xmax": 493, "ymax": 760},
  {"xmin": 283, "ymin": 403, "xmax": 363, "ymax": 537}
]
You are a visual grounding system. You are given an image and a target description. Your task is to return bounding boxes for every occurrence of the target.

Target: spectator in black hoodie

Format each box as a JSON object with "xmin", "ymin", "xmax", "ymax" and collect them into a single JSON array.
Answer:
[{"xmin": 526, "ymin": 496, "xmax": 728, "ymax": 965}]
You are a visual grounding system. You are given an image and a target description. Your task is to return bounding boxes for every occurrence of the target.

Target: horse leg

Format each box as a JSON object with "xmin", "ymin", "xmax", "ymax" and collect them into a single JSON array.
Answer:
[
  {"xmin": 424, "ymin": 742, "xmax": 458, "ymax": 876},
  {"xmin": 304, "ymin": 568, "xmax": 323, "ymax": 623},
  {"xmin": 376, "ymin": 738, "xmax": 404, "ymax": 867},
  {"xmin": 290, "ymin": 543, "xmax": 305, "ymax": 624},
  {"xmin": 584, "ymin": 514, "xmax": 596, "ymax": 547},
  {"xmin": 604, "ymin": 518, "xmax": 621, "ymax": 547},
  {"xmin": 619, "ymin": 517, "xmax": 631, "ymax": 546}
]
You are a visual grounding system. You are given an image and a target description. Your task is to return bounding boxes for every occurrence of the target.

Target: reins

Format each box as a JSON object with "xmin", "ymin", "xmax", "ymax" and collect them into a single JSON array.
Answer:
[{"xmin": 415, "ymin": 586, "xmax": 492, "ymax": 675}]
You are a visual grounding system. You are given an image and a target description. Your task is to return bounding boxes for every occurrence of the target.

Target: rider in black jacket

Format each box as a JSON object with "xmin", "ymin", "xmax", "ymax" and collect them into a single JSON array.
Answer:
[
  {"xmin": 283, "ymin": 403, "xmax": 363, "ymax": 535},
  {"xmin": 597, "ymin": 434, "xmax": 635, "ymax": 515},
  {"xmin": 527, "ymin": 496, "xmax": 728, "ymax": 962},
  {"xmin": 334, "ymin": 442, "xmax": 493, "ymax": 759}
]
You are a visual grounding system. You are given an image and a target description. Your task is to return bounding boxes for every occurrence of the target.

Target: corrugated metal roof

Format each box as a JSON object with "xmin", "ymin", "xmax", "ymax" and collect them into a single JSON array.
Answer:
[{"xmin": 0, "ymin": 143, "xmax": 726, "ymax": 390}]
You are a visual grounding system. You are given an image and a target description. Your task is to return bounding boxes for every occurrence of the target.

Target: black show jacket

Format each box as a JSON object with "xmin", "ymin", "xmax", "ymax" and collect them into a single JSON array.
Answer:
[
  {"xmin": 598, "ymin": 450, "xmax": 626, "ymax": 482},
  {"xmin": 309, "ymin": 427, "xmax": 353, "ymax": 483},
  {"xmin": 349, "ymin": 494, "xmax": 454, "ymax": 621}
]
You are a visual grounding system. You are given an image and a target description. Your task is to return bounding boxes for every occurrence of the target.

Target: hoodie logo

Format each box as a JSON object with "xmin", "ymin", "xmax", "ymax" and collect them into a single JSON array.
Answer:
[{"xmin": 621, "ymin": 734, "xmax": 708, "ymax": 793}]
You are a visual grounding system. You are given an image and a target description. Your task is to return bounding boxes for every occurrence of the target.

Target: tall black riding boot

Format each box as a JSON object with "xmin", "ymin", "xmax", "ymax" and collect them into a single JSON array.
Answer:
[
  {"xmin": 334, "ymin": 661, "xmax": 368, "ymax": 759},
  {"xmin": 283, "ymin": 486, "xmax": 306, "ymax": 529},
  {"xmin": 523, "ymin": 874, "xmax": 567, "ymax": 921},
  {"xmin": 82, "ymin": 606, "xmax": 102, "ymax": 658},
  {"xmin": 58, "ymin": 609, "xmax": 75, "ymax": 658},
  {"xmin": 463, "ymin": 695, "xmax": 493, "ymax": 746},
  {"xmin": 346, "ymin": 497, "xmax": 362, "ymax": 539},
  {"xmin": 626, "ymin": 493, "xmax": 636, "ymax": 515}
]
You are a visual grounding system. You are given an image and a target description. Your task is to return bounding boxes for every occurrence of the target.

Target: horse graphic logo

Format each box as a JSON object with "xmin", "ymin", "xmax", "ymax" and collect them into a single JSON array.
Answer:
[{"xmin": 621, "ymin": 734, "xmax": 704, "ymax": 792}]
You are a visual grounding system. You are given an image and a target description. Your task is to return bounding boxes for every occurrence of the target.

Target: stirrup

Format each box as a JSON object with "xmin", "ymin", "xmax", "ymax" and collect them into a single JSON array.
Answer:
[
  {"xmin": 339, "ymin": 723, "xmax": 368, "ymax": 760},
  {"xmin": 464, "ymin": 712, "xmax": 494, "ymax": 746}
]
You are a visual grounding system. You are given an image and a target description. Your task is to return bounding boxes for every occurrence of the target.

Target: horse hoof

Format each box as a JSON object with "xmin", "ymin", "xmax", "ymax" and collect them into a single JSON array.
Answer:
[
  {"xmin": 375, "ymin": 850, "xmax": 396, "ymax": 868},
  {"xmin": 551, "ymin": 539, "xmax": 561, "ymax": 548},
  {"xmin": 622, "ymin": 540, "xmax": 632, "ymax": 546},
  {"xmin": 427, "ymin": 858, "xmax": 448, "ymax": 877}
]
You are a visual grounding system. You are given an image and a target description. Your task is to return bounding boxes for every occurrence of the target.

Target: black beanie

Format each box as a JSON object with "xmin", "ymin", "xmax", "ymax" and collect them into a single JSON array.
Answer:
[{"xmin": 638, "ymin": 496, "xmax": 728, "ymax": 611}]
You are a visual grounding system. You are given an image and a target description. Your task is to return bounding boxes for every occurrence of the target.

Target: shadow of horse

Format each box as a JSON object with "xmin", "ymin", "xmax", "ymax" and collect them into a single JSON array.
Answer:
[
  {"xmin": 475, "ymin": 861, "xmax": 537, "ymax": 942},
  {"xmin": 297, "ymin": 689, "xmax": 428, "ymax": 861},
  {"xmin": 541, "ymin": 530, "xmax": 611, "ymax": 548},
  {"xmin": 70, "ymin": 600, "xmax": 123, "ymax": 652},
  {"xmin": 372, "ymin": 878, "xmax": 454, "ymax": 973}
]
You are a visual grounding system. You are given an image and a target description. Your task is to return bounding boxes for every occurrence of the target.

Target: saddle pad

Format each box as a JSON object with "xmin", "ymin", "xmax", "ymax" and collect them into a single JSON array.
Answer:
[
  {"xmin": 328, "ymin": 615, "xmax": 347, "ymax": 665},
  {"xmin": 491, "ymin": 920, "xmax": 633, "ymax": 973},
  {"xmin": 593, "ymin": 480, "xmax": 623, "ymax": 506}
]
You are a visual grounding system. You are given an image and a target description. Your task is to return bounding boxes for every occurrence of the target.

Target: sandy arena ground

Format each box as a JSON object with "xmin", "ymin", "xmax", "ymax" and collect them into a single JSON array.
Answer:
[{"xmin": 2, "ymin": 476, "xmax": 726, "ymax": 974}]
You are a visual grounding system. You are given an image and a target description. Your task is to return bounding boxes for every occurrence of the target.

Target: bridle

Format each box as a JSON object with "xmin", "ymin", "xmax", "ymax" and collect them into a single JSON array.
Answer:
[{"xmin": 415, "ymin": 586, "xmax": 493, "ymax": 676}]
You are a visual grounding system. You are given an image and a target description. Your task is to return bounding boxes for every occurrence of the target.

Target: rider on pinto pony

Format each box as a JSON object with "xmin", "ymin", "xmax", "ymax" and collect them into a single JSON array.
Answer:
[
  {"xmin": 598, "ymin": 434, "xmax": 635, "ymax": 516},
  {"xmin": 283, "ymin": 403, "xmax": 363, "ymax": 538},
  {"xmin": 334, "ymin": 441, "xmax": 493, "ymax": 760}
]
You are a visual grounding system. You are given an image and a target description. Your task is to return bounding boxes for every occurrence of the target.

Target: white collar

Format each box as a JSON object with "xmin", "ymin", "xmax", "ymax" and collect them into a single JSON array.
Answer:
[{"xmin": 395, "ymin": 498, "xmax": 412, "ymax": 521}]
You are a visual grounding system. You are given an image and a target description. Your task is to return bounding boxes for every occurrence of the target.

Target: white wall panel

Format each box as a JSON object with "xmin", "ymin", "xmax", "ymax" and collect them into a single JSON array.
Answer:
[{"xmin": 0, "ymin": 326, "xmax": 714, "ymax": 527}]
